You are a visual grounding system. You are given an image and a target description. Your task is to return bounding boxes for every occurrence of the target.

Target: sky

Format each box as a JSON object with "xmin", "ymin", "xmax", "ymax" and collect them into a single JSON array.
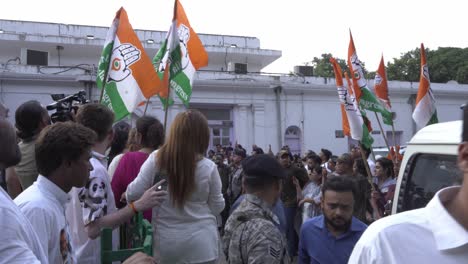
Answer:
[{"xmin": 1, "ymin": 0, "xmax": 467, "ymax": 73}]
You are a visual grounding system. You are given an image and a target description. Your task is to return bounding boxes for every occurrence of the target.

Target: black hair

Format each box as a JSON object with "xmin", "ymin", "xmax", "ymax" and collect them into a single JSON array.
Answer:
[
  {"xmin": 253, "ymin": 147, "xmax": 264, "ymax": 154},
  {"xmin": 321, "ymin": 148, "xmax": 332, "ymax": 161},
  {"xmin": 322, "ymin": 176, "xmax": 356, "ymax": 199},
  {"xmin": 376, "ymin": 157, "xmax": 394, "ymax": 178},
  {"xmin": 136, "ymin": 115, "xmax": 164, "ymax": 149},
  {"xmin": 353, "ymin": 158, "xmax": 367, "ymax": 177},
  {"xmin": 108, "ymin": 121, "xmax": 130, "ymax": 164},
  {"xmin": 329, "ymin": 155, "xmax": 338, "ymax": 164},
  {"xmin": 243, "ymin": 174, "xmax": 280, "ymax": 192},
  {"xmin": 15, "ymin": 100, "xmax": 48, "ymax": 140},
  {"xmin": 307, "ymin": 154, "xmax": 322, "ymax": 165},
  {"xmin": 308, "ymin": 164, "xmax": 322, "ymax": 175}
]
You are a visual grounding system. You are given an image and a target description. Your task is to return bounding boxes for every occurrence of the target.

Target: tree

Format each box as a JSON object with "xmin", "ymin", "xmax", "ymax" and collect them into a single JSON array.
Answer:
[
  {"xmin": 307, "ymin": 53, "xmax": 349, "ymax": 78},
  {"xmin": 386, "ymin": 46, "xmax": 468, "ymax": 84},
  {"xmin": 386, "ymin": 48, "xmax": 420, "ymax": 82}
]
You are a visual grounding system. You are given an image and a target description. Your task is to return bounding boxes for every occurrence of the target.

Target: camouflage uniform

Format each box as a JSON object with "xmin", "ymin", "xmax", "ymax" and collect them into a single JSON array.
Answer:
[
  {"xmin": 227, "ymin": 165, "xmax": 244, "ymax": 206},
  {"xmin": 223, "ymin": 194, "xmax": 290, "ymax": 264}
]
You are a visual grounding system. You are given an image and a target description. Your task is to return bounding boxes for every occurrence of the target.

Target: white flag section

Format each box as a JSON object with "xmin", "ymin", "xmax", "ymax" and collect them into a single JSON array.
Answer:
[{"xmin": 412, "ymin": 43, "xmax": 438, "ymax": 129}]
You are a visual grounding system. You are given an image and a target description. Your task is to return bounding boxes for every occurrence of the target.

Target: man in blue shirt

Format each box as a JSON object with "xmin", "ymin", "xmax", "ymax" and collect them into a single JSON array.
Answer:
[{"xmin": 299, "ymin": 176, "xmax": 367, "ymax": 264}]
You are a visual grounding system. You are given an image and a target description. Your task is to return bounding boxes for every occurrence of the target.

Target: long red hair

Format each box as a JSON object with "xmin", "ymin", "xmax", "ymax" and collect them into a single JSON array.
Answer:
[{"xmin": 157, "ymin": 110, "xmax": 210, "ymax": 208}]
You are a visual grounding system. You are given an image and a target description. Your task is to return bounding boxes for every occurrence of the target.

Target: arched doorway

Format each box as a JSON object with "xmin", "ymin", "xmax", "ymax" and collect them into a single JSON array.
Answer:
[{"xmin": 284, "ymin": 126, "xmax": 301, "ymax": 155}]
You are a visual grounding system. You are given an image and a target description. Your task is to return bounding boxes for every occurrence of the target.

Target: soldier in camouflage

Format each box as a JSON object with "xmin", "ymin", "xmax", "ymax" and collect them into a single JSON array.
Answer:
[{"xmin": 223, "ymin": 154, "xmax": 290, "ymax": 264}]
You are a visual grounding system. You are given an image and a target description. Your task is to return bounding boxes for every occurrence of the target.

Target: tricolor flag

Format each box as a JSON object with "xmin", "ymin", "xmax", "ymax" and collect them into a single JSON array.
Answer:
[
  {"xmin": 330, "ymin": 57, "xmax": 373, "ymax": 148},
  {"xmin": 374, "ymin": 55, "xmax": 392, "ymax": 111},
  {"xmin": 348, "ymin": 31, "xmax": 393, "ymax": 125},
  {"xmin": 153, "ymin": 0, "xmax": 208, "ymax": 107},
  {"xmin": 97, "ymin": 7, "xmax": 164, "ymax": 121},
  {"xmin": 412, "ymin": 43, "xmax": 438, "ymax": 129}
]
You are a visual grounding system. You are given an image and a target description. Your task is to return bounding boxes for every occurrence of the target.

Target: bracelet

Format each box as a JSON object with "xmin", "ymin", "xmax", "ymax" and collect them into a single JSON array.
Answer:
[{"xmin": 129, "ymin": 202, "xmax": 138, "ymax": 214}]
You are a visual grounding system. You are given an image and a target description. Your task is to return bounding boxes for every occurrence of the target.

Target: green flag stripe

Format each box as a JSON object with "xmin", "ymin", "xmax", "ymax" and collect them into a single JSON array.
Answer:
[
  {"xmin": 96, "ymin": 43, "xmax": 114, "ymax": 90},
  {"xmin": 360, "ymin": 88, "xmax": 393, "ymax": 125},
  {"xmin": 102, "ymin": 82, "xmax": 130, "ymax": 121},
  {"xmin": 171, "ymin": 72, "xmax": 192, "ymax": 106},
  {"xmin": 427, "ymin": 110, "xmax": 439, "ymax": 126}
]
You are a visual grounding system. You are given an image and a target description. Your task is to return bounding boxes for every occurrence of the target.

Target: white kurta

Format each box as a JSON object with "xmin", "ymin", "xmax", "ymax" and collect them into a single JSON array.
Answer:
[
  {"xmin": 0, "ymin": 187, "xmax": 47, "ymax": 264},
  {"xmin": 349, "ymin": 186, "xmax": 468, "ymax": 263},
  {"xmin": 15, "ymin": 176, "xmax": 73, "ymax": 263},
  {"xmin": 126, "ymin": 150, "xmax": 225, "ymax": 263}
]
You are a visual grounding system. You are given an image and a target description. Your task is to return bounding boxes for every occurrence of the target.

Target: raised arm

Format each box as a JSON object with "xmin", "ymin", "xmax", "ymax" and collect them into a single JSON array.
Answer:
[{"xmin": 126, "ymin": 151, "xmax": 158, "ymax": 202}]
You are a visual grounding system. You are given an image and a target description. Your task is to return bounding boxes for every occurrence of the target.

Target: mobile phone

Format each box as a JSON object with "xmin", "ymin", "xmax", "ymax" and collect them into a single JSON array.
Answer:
[{"xmin": 157, "ymin": 178, "xmax": 168, "ymax": 191}]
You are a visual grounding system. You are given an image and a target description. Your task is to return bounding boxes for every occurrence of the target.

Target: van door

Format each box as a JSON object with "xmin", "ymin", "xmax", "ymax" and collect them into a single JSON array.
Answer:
[{"xmin": 394, "ymin": 153, "xmax": 462, "ymax": 213}]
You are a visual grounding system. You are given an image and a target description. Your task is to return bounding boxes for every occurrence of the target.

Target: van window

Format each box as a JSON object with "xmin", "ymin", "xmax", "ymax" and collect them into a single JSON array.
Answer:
[{"xmin": 397, "ymin": 154, "xmax": 462, "ymax": 213}]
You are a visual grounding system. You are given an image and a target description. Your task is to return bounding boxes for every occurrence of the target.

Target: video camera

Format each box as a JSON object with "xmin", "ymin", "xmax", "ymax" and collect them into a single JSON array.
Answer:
[{"xmin": 46, "ymin": 90, "xmax": 89, "ymax": 123}]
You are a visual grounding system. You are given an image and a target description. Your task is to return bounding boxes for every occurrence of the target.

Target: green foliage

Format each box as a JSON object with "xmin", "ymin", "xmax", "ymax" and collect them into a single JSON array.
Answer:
[
  {"xmin": 387, "ymin": 47, "xmax": 468, "ymax": 84},
  {"xmin": 307, "ymin": 53, "xmax": 370, "ymax": 79}
]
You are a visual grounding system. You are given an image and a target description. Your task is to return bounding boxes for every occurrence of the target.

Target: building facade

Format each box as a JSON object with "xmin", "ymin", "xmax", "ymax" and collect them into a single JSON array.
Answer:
[{"xmin": 0, "ymin": 19, "xmax": 467, "ymax": 156}]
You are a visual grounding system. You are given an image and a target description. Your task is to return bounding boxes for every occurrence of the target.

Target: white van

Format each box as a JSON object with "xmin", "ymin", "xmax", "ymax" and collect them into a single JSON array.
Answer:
[{"xmin": 391, "ymin": 120, "xmax": 463, "ymax": 215}]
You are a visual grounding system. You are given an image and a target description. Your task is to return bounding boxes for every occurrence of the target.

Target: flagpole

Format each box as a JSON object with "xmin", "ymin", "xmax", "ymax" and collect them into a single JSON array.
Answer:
[
  {"xmin": 163, "ymin": 81, "xmax": 170, "ymax": 130},
  {"xmin": 373, "ymin": 112, "xmax": 394, "ymax": 162},
  {"xmin": 391, "ymin": 123, "xmax": 396, "ymax": 148},
  {"xmin": 143, "ymin": 98, "xmax": 151, "ymax": 116},
  {"xmin": 98, "ymin": 70, "xmax": 109, "ymax": 103},
  {"xmin": 359, "ymin": 141, "xmax": 376, "ymax": 192}
]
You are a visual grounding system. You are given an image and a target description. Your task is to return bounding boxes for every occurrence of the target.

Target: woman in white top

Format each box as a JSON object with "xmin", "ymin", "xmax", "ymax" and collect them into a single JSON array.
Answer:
[{"xmin": 126, "ymin": 110, "xmax": 225, "ymax": 263}]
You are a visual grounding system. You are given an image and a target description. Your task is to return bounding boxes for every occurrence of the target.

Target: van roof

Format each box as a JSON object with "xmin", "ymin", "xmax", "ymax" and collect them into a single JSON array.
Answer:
[{"xmin": 409, "ymin": 121, "xmax": 462, "ymax": 145}]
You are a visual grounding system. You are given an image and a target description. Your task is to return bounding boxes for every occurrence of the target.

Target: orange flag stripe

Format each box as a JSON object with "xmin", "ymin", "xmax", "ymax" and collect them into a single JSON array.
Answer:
[
  {"xmin": 375, "ymin": 55, "xmax": 391, "ymax": 108},
  {"xmin": 347, "ymin": 31, "xmax": 362, "ymax": 101},
  {"xmin": 415, "ymin": 43, "xmax": 430, "ymax": 105},
  {"xmin": 175, "ymin": 0, "xmax": 208, "ymax": 69},
  {"xmin": 330, "ymin": 57, "xmax": 350, "ymax": 137},
  {"xmin": 115, "ymin": 8, "xmax": 164, "ymax": 98}
]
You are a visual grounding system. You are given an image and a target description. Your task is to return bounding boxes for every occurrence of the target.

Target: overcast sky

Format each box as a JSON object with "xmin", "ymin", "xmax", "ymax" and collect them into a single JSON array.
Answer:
[{"xmin": 2, "ymin": 0, "xmax": 466, "ymax": 73}]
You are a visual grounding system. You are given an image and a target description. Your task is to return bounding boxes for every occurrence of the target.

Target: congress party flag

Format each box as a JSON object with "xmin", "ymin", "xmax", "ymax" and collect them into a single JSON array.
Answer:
[
  {"xmin": 412, "ymin": 43, "xmax": 438, "ymax": 129},
  {"xmin": 374, "ymin": 55, "xmax": 392, "ymax": 111},
  {"xmin": 348, "ymin": 31, "xmax": 393, "ymax": 125},
  {"xmin": 153, "ymin": 0, "xmax": 208, "ymax": 107},
  {"xmin": 330, "ymin": 57, "xmax": 373, "ymax": 148},
  {"xmin": 97, "ymin": 7, "xmax": 165, "ymax": 121}
]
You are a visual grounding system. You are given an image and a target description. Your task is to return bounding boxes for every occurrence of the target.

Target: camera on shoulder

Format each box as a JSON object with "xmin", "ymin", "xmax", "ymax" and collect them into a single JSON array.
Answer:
[{"xmin": 46, "ymin": 90, "xmax": 89, "ymax": 123}]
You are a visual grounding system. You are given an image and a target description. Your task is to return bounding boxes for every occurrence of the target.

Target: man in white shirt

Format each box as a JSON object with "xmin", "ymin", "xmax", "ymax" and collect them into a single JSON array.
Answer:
[
  {"xmin": 67, "ymin": 104, "xmax": 167, "ymax": 263},
  {"xmin": 15, "ymin": 122, "xmax": 96, "ymax": 263},
  {"xmin": 0, "ymin": 119, "xmax": 47, "ymax": 263},
  {"xmin": 349, "ymin": 105, "xmax": 468, "ymax": 263}
]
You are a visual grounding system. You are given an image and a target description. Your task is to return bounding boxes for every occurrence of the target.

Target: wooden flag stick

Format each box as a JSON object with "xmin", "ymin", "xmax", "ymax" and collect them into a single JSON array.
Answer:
[
  {"xmin": 373, "ymin": 112, "xmax": 394, "ymax": 162},
  {"xmin": 359, "ymin": 141, "xmax": 376, "ymax": 192},
  {"xmin": 143, "ymin": 98, "xmax": 151, "ymax": 116},
  {"xmin": 163, "ymin": 78, "xmax": 171, "ymax": 130}
]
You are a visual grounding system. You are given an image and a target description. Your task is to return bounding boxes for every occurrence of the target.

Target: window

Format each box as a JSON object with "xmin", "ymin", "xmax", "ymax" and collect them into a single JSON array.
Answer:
[
  {"xmin": 284, "ymin": 126, "xmax": 301, "ymax": 155},
  {"xmin": 191, "ymin": 107, "xmax": 232, "ymax": 151},
  {"xmin": 27, "ymin": 49, "xmax": 48, "ymax": 66},
  {"xmin": 386, "ymin": 131, "xmax": 402, "ymax": 146},
  {"xmin": 211, "ymin": 127, "xmax": 231, "ymax": 147},
  {"xmin": 398, "ymin": 154, "xmax": 462, "ymax": 213}
]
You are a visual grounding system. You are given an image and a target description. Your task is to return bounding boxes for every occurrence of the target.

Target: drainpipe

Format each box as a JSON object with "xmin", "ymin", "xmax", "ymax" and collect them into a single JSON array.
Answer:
[
  {"xmin": 301, "ymin": 91, "xmax": 305, "ymax": 154},
  {"xmin": 274, "ymin": 85, "xmax": 283, "ymax": 151}
]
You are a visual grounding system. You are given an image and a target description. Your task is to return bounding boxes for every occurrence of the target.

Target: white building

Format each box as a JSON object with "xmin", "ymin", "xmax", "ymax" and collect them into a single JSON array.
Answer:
[{"xmin": 0, "ymin": 19, "xmax": 467, "ymax": 156}]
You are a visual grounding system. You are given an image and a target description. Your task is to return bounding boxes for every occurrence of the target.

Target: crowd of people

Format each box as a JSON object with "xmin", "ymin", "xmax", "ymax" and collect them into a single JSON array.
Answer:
[
  {"xmin": 207, "ymin": 139, "xmax": 402, "ymax": 262},
  {"xmin": 0, "ymin": 99, "xmax": 467, "ymax": 264}
]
